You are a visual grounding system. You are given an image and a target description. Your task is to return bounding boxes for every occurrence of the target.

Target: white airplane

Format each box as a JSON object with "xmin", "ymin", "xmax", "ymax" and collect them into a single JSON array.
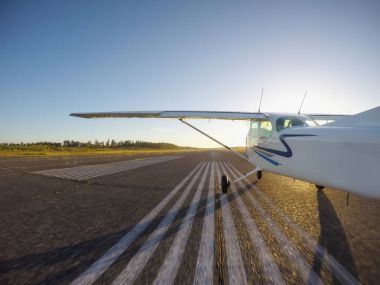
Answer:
[{"xmin": 71, "ymin": 106, "xmax": 380, "ymax": 199}]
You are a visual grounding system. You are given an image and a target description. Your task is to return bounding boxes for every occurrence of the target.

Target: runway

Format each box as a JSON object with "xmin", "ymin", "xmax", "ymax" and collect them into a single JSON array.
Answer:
[{"xmin": 0, "ymin": 151, "xmax": 379, "ymax": 284}]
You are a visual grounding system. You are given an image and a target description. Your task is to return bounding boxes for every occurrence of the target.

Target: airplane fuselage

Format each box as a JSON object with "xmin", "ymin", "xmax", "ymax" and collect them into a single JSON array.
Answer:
[{"xmin": 246, "ymin": 113, "xmax": 380, "ymax": 199}]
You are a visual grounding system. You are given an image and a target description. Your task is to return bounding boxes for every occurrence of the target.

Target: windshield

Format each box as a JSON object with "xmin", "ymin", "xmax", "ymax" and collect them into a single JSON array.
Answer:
[{"xmin": 276, "ymin": 116, "xmax": 316, "ymax": 132}]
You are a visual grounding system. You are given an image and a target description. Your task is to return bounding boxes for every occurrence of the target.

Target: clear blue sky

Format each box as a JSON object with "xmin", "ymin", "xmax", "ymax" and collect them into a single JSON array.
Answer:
[{"xmin": 1, "ymin": 0, "xmax": 379, "ymax": 147}]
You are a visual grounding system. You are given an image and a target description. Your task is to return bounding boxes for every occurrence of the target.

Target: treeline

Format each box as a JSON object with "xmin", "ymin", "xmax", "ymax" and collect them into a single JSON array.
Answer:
[{"xmin": 0, "ymin": 140, "xmax": 184, "ymax": 150}]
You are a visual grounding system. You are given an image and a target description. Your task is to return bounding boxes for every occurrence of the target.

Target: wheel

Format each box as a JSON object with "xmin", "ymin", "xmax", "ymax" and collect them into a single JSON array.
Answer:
[
  {"xmin": 257, "ymin": 170, "xmax": 262, "ymax": 180},
  {"xmin": 221, "ymin": 175, "xmax": 230, "ymax": 194},
  {"xmin": 315, "ymin": 184, "xmax": 325, "ymax": 191}
]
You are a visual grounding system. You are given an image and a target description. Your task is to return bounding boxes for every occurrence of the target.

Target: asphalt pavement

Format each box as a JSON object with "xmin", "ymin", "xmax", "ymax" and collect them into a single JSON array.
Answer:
[{"xmin": 0, "ymin": 150, "xmax": 379, "ymax": 284}]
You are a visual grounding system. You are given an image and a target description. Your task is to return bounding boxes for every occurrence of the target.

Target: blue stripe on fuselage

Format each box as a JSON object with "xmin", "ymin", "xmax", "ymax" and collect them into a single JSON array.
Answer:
[
  {"xmin": 254, "ymin": 150, "xmax": 281, "ymax": 166},
  {"xmin": 255, "ymin": 134, "xmax": 316, "ymax": 158}
]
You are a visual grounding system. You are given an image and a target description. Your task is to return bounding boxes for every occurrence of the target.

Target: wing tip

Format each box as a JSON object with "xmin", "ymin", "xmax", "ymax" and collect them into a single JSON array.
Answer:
[{"xmin": 70, "ymin": 113, "xmax": 89, "ymax": 118}]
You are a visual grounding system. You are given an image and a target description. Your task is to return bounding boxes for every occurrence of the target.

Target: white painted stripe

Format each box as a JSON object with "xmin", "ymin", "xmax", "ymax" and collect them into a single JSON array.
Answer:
[
  {"xmin": 226, "ymin": 164, "xmax": 322, "ymax": 285},
  {"xmin": 77, "ymin": 168, "xmax": 112, "ymax": 179},
  {"xmin": 61, "ymin": 171, "xmax": 92, "ymax": 180},
  {"xmin": 71, "ymin": 163, "xmax": 202, "ymax": 285},
  {"xmin": 193, "ymin": 162, "xmax": 215, "ymax": 285},
  {"xmin": 34, "ymin": 156, "xmax": 182, "ymax": 180},
  {"xmin": 85, "ymin": 169, "xmax": 115, "ymax": 178},
  {"xmin": 70, "ymin": 169, "xmax": 97, "ymax": 177},
  {"xmin": 221, "ymin": 163, "xmax": 286, "ymax": 285},
  {"xmin": 64, "ymin": 170, "xmax": 94, "ymax": 180},
  {"xmin": 154, "ymin": 163, "xmax": 210, "ymax": 285},
  {"xmin": 216, "ymin": 163, "xmax": 248, "ymax": 285},
  {"xmin": 228, "ymin": 163, "xmax": 360, "ymax": 285},
  {"xmin": 112, "ymin": 163, "xmax": 207, "ymax": 285},
  {"xmin": 45, "ymin": 169, "xmax": 95, "ymax": 180}
]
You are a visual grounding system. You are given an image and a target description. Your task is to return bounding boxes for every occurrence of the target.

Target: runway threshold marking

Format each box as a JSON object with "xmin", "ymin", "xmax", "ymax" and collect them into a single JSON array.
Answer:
[
  {"xmin": 228, "ymin": 163, "xmax": 360, "ymax": 285},
  {"xmin": 112, "ymin": 163, "xmax": 207, "ymax": 285},
  {"xmin": 193, "ymin": 162, "xmax": 215, "ymax": 285},
  {"xmin": 33, "ymin": 156, "xmax": 183, "ymax": 181},
  {"xmin": 216, "ymin": 163, "xmax": 248, "ymax": 285},
  {"xmin": 153, "ymin": 163, "xmax": 210, "ymax": 285},
  {"xmin": 222, "ymin": 163, "xmax": 286, "ymax": 285},
  {"xmin": 69, "ymin": 161, "xmax": 358, "ymax": 285},
  {"xmin": 70, "ymin": 162, "xmax": 202, "ymax": 285},
  {"xmin": 227, "ymin": 163, "xmax": 323, "ymax": 284}
]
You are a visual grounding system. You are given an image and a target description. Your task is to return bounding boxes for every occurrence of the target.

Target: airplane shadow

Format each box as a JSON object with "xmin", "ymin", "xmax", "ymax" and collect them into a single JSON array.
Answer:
[
  {"xmin": 309, "ymin": 190, "xmax": 359, "ymax": 284},
  {"xmin": 0, "ymin": 182, "xmax": 254, "ymax": 285}
]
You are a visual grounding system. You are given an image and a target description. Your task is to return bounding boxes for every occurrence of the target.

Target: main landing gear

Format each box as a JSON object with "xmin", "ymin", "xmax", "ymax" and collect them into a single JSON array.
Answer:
[
  {"xmin": 221, "ymin": 170, "xmax": 263, "ymax": 194},
  {"xmin": 221, "ymin": 175, "xmax": 230, "ymax": 194}
]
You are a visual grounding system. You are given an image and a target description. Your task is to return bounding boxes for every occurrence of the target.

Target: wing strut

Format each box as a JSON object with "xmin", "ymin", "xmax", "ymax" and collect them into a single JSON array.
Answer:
[
  {"xmin": 232, "ymin": 166, "xmax": 260, "ymax": 183},
  {"xmin": 178, "ymin": 119, "xmax": 260, "ymax": 183},
  {"xmin": 178, "ymin": 119, "xmax": 251, "ymax": 163}
]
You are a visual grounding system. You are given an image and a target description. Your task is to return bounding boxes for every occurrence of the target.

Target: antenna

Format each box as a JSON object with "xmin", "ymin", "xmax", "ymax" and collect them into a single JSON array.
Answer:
[
  {"xmin": 326, "ymin": 92, "xmax": 336, "ymax": 124},
  {"xmin": 328, "ymin": 92, "xmax": 336, "ymax": 113},
  {"xmin": 298, "ymin": 89, "xmax": 308, "ymax": 115},
  {"xmin": 258, "ymin": 88, "xmax": 264, "ymax": 113}
]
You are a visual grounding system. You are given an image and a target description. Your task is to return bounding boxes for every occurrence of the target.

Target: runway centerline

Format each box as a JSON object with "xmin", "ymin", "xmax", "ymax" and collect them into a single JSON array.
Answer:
[{"xmin": 216, "ymin": 163, "xmax": 248, "ymax": 285}]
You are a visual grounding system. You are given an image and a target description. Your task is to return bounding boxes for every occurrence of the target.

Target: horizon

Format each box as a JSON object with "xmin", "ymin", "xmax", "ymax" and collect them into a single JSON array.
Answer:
[{"xmin": 0, "ymin": 140, "xmax": 242, "ymax": 149}]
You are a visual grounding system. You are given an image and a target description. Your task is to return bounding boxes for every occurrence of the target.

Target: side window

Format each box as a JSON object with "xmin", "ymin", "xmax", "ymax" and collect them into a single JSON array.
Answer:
[
  {"xmin": 259, "ymin": 121, "xmax": 273, "ymax": 138},
  {"xmin": 250, "ymin": 121, "xmax": 259, "ymax": 137},
  {"xmin": 250, "ymin": 120, "xmax": 273, "ymax": 138}
]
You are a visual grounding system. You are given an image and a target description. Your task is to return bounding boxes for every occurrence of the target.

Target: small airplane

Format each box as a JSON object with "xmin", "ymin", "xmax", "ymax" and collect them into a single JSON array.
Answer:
[{"xmin": 71, "ymin": 105, "xmax": 380, "ymax": 199}]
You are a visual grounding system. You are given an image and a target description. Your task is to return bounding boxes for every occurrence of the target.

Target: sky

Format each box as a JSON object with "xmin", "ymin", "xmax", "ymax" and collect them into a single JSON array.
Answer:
[{"xmin": 1, "ymin": 0, "xmax": 379, "ymax": 147}]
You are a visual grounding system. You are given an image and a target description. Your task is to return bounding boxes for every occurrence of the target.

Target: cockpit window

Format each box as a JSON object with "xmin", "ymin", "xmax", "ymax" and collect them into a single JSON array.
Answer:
[
  {"xmin": 276, "ymin": 116, "xmax": 310, "ymax": 132},
  {"xmin": 250, "ymin": 120, "xmax": 273, "ymax": 138},
  {"xmin": 259, "ymin": 121, "xmax": 273, "ymax": 137}
]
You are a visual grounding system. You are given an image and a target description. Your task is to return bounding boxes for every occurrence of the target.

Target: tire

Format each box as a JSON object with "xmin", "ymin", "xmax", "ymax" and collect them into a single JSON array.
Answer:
[
  {"xmin": 257, "ymin": 170, "xmax": 262, "ymax": 180},
  {"xmin": 221, "ymin": 175, "xmax": 229, "ymax": 194}
]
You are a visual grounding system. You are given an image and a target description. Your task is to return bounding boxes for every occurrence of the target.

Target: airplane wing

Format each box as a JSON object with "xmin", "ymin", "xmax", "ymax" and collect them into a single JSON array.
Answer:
[
  {"xmin": 70, "ymin": 111, "xmax": 267, "ymax": 120},
  {"xmin": 306, "ymin": 114, "xmax": 349, "ymax": 121}
]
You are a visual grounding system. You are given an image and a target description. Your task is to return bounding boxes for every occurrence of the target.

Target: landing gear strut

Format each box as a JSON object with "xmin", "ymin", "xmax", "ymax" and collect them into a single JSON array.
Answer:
[
  {"xmin": 315, "ymin": 184, "xmax": 325, "ymax": 191},
  {"xmin": 221, "ymin": 175, "xmax": 230, "ymax": 194}
]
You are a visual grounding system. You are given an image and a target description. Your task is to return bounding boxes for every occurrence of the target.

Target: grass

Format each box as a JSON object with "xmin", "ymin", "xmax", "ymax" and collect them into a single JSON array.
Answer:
[{"xmin": 0, "ymin": 147, "xmax": 201, "ymax": 157}]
